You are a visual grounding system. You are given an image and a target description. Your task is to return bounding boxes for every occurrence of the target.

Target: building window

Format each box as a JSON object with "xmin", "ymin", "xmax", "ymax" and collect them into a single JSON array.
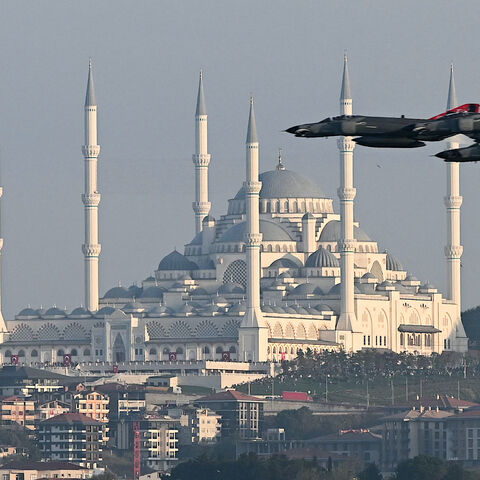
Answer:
[
  {"xmin": 149, "ymin": 348, "xmax": 157, "ymax": 355},
  {"xmin": 31, "ymin": 349, "xmax": 38, "ymax": 357},
  {"xmin": 84, "ymin": 348, "xmax": 91, "ymax": 356},
  {"xmin": 57, "ymin": 349, "xmax": 64, "ymax": 357},
  {"xmin": 71, "ymin": 349, "xmax": 78, "ymax": 357}
]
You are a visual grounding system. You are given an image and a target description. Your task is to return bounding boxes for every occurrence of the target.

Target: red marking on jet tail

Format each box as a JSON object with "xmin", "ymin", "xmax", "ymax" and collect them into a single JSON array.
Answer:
[{"xmin": 429, "ymin": 103, "xmax": 480, "ymax": 120}]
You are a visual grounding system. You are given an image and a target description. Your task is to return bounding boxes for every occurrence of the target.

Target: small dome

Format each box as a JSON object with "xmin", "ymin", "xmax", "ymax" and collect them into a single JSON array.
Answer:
[
  {"xmin": 268, "ymin": 258, "xmax": 302, "ymax": 269},
  {"xmin": 69, "ymin": 307, "xmax": 92, "ymax": 319},
  {"xmin": 103, "ymin": 286, "xmax": 133, "ymax": 300},
  {"xmin": 306, "ymin": 306, "xmax": 319, "ymax": 315},
  {"xmin": 315, "ymin": 304, "xmax": 334, "ymax": 312},
  {"xmin": 174, "ymin": 303, "xmax": 195, "ymax": 316},
  {"xmin": 362, "ymin": 272, "xmax": 377, "ymax": 280},
  {"xmin": 43, "ymin": 307, "xmax": 67, "ymax": 318},
  {"xmin": 144, "ymin": 276, "xmax": 155, "ymax": 282},
  {"xmin": 234, "ymin": 169, "xmax": 326, "ymax": 200},
  {"xmin": 420, "ymin": 283, "xmax": 437, "ymax": 293},
  {"xmin": 328, "ymin": 283, "xmax": 361, "ymax": 295},
  {"xmin": 262, "ymin": 304, "xmax": 275, "ymax": 313},
  {"xmin": 140, "ymin": 286, "xmax": 166, "ymax": 299},
  {"xmin": 199, "ymin": 303, "xmax": 222, "ymax": 316},
  {"xmin": 293, "ymin": 305, "xmax": 309, "ymax": 315},
  {"xmin": 356, "ymin": 283, "xmax": 376, "ymax": 294},
  {"xmin": 305, "ymin": 247, "xmax": 340, "ymax": 268},
  {"xmin": 214, "ymin": 296, "xmax": 229, "ymax": 305},
  {"xmin": 290, "ymin": 283, "xmax": 318, "ymax": 296},
  {"xmin": 386, "ymin": 252, "xmax": 403, "ymax": 271},
  {"xmin": 217, "ymin": 282, "xmax": 245, "ymax": 295},
  {"xmin": 191, "ymin": 287, "xmax": 209, "ymax": 296},
  {"xmin": 283, "ymin": 305, "xmax": 297, "ymax": 314},
  {"xmin": 147, "ymin": 305, "xmax": 174, "ymax": 317},
  {"xmin": 178, "ymin": 274, "xmax": 192, "ymax": 281},
  {"xmin": 95, "ymin": 306, "xmax": 116, "ymax": 318},
  {"xmin": 128, "ymin": 285, "xmax": 143, "ymax": 297},
  {"xmin": 122, "ymin": 302, "xmax": 145, "ymax": 313},
  {"xmin": 271, "ymin": 305, "xmax": 286, "ymax": 314},
  {"xmin": 16, "ymin": 308, "xmax": 38, "ymax": 319},
  {"xmin": 319, "ymin": 220, "xmax": 371, "ymax": 242},
  {"xmin": 219, "ymin": 220, "xmax": 292, "ymax": 243},
  {"xmin": 157, "ymin": 250, "xmax": 198, "ymax": 271},
  {"xmin": 227, "ymin": 302, "xmax": 246, "ymax": 316}
]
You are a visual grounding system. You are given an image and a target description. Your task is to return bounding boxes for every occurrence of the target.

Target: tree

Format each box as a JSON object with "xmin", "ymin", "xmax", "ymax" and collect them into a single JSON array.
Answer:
[
  {"xmin": 358, "ymin": 463, "xmax": 382, "ymax": 480},
  {"xmin": 394, "ymin": 455, "xmax": 447, "ymax": 480}
]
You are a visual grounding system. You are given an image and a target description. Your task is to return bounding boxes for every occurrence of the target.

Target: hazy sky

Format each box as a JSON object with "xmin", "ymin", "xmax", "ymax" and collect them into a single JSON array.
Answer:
[{"xmin": 1, "ymin": 0, "xmax": 480, "ymax": 318}]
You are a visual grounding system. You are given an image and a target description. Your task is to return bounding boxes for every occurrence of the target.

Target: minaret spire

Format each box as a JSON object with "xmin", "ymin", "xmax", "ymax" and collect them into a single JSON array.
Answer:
[
  {"xmin": 192, "ymin": 70, "xmax": 211, "ymax": 234},
  {"xmin": 82, "ymin": 59, "xmax": 101, "ymax": 311},
  {"xmin": 444, "ymin": 64, "xmax": 463, "ymax": 310},
  {"xmin": 447, "ymin": 64, "xmax": 458, "ymax": 110},
  {"xmin": 0, "ymin": 169, "xmax": 7, "ymax": 335},
  {"xmin": 337, "ymin": 53, "xmax": 357, "ymax": 338},
  {"xmin": 239, "ymin": 96, "xmax": 268, "ymax": 362}
]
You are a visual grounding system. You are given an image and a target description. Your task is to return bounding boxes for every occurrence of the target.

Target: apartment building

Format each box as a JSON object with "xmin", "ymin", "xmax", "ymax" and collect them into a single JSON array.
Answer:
[
  {"xmin": 0, "ymin": 396, "xmax": 35, "ymax": 430},
  {"xmin": 38, "ymin": 413, "xmax": 107, "ymax": 469}
]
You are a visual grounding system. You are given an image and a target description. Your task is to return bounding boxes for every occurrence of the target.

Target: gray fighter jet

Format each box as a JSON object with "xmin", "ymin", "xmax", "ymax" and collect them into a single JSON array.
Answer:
[{"xmin": 286, "ymin": 103, "xmax": 480, "ymax": 160}]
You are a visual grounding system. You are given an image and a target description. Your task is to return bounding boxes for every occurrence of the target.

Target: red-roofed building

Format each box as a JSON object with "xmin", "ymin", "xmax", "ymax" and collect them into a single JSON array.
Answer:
[
  {"xmin": 0, "ymin": 461, "xmax": 94, "ymax": 480},
  {"xmin": 194, "ymin": 390, "xmax": 264, "ymax": 439},
  {"xmin": 38, "ymin": 413, "xmax": 107, "ymax": 469}
]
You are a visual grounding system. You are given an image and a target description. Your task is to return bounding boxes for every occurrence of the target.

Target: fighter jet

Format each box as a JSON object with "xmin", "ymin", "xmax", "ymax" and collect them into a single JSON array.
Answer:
[{"xmin": 286, "ymin": 103, "xmax": 480, "ymax": 153}]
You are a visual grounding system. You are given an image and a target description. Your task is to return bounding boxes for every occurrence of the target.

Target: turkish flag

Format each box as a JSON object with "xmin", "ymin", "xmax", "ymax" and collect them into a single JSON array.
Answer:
[
  {"xmin": 169, "ymin": 352, "xmax": 177, "ymax": 361},
  {"xmin": 63, "ymin": 354, "xmax": 72, "ymax": 367},
  {"xmin": 222, "ymin": 352, "xmax": 231, "ymax": 361},
  {"xmin": 10, "ymin": 355, "xmax": 19, "ymax": 365}
]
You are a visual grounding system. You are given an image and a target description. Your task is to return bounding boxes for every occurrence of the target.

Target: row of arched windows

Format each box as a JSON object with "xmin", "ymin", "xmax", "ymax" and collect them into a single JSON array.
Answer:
[
  {"xmin": 3, "ymin": 348, "xmax": 91, "ymax": 358},
  {"xmin": 147, "ymin": 345, "xmax": 237, "ymax": 356}
]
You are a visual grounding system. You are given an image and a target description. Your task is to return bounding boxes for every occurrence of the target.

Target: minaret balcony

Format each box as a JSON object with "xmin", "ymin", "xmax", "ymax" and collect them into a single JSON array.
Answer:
[
  {"xmin": 444, "ymin": 245, "xmax": 463, "ymax": 259},
  {"xmin": 82, "ymin": 193, "xmax": 101, "ymax": 206},
  {"xmin": 243, "ymin": 181, "xmax": 262, "ymax": 195},
  {"xmin": 337, "ymin": 239, "xmax": 356, "ymax": 253},
  {"xmin": 192, "ymin": 154, "xmax": 211, "ymax": 166},
  {"xmin": 444, "ymin": 195, "xmax": 463, "ymax": 209},
  {"xmin": 244, "ymin": 233, "xmax": 263, "ymax": 246},
  {"xmin": 337, "ymin": 187, "xmax": 356, "ymax": 201},
  {"xmin": 82, "ymin": 145, "xmax": 100, "ymax": 158},
  {"xmin": 192, "ymin": 201, "xmax": 211, "ymax": 215},
  {"xmin": 82, "ymin": 243, "xmax": 102, "ymax": 257},
  {"xmin": 337, "ymin": 138, "xmax": 355, "ymax": 151}
]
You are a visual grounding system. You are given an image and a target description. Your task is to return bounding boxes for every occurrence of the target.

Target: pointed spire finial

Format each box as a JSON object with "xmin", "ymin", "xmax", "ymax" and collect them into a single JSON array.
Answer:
[
  {"xmin": 246, "ymin": 96, "xmax": 258, "ymax": 143},
  {"xmin": 196, "ymin": 69, "xmax": 207, "ymax": 116},
  {"xmin": 340, "ymin": 52, "xmax": 352, "ymax": 101},
  {"xmin": 276, "ymin": 148, "xmax": 285, "ymax": 170},
  {"xmin": 447, "ymin": 63, "xmax": 458, "ymax": 110},
  {"xmin": 85, "ymin": 58, "xmax": 97, "ymax": 107}
]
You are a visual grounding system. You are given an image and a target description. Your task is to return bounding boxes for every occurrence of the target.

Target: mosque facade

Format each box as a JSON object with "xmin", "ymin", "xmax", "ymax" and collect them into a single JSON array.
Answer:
[{"xmin": 0, "ymin": 59, "xmax": 468, "ymax": 366}]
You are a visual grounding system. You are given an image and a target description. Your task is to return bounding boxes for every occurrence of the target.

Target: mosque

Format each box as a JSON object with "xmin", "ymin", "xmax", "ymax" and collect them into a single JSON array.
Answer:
[{"xmin": 0, "ymin": 58, "xmax": 468, "ymax": 365}]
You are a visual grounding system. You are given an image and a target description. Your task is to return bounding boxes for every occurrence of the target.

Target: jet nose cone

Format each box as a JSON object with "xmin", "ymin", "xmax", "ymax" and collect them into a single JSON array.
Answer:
[
  {"xmin": 435, "ymin": 149, "xmax": 460, "ymax": 161},
  {"xmin": 285, "ymin": 125, "xmax": 300, "ymax": 134}
]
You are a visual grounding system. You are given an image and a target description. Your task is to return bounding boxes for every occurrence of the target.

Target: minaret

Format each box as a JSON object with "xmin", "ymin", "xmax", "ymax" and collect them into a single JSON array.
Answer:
[
  {"xmin": 82, "ymin": 60, "xmax": 101, "ymax": 311},
  {"xmin": 192, "ymin": 70, "xmax": 211, "ymax": 234},
  {"xmin": 0, "ymin": 179, "xmax": 6, "ymax": 335},
  {"xmin": 337, "ymin": 54, "xmax": 357, "ymax": 330},
  {"xmin": 444, "ymin": 64, "xmax": 463, "ymax": 306},
  {"xmin": 239, "ymin": 97, "xmax": 268, "ymax": 362}
]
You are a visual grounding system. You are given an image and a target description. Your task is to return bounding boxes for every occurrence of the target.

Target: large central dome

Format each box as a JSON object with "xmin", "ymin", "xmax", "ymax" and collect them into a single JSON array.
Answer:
[{"xmin": 234, "ymin": 169, "xmax": 326, "ymax": 199}]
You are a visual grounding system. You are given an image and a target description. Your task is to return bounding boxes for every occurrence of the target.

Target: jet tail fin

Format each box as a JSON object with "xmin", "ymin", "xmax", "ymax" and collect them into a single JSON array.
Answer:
[{"xmin": 429, "ymin": 103, "xmax": 480, "ymax": 120}]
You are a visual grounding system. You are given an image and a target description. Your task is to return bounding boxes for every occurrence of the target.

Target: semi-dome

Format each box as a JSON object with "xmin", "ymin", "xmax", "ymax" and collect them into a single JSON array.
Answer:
[
  {"xmin": 386, "ymin": 252, "xmax": 403, "ymax": 271},
  {"xmin": 16, "ymin": 308, "xmax": 39, "ymax": 320},
  {"xmin": 234, "ymin": 169, "xmax": 326, "ymax": 200},
  {"xmin": 140, "ymin": 286, "xmax": 166, "ymax": 299},
  {"xmin": 43, "ymin": 307, "xmax": 67, "ymax": 318},
  {"xmin": 95, "ymin": 306, "xmax": 116, "ymax": 318},
  {"xmin": 190, "ymin": 287, "xmax": 209, "ymax": 296},
  {"xmin": 69, "ymin": 307, "xmax": 92, "ymax": 319},
  {"xmin": 103, "ymin": 286, "xmax": 133, "ymax": 300},
  {"xmin": 128, "ymin": 285, "xmax": 143, "ymax": 297},
  {"xmin": 218, "ymin": 282, "xmax": 245, "ymax": 294},
  {"xmin": 290, "ymin": 283, "xmax": 319, "ymax": 296},
  {"xmin": 319, "ymin": 220, "xmax": 371, "ymax": 242},
  {"xmin": 227, "ymin": 301, "xmax": 246, "ymax": 316},
  {"xmin": 219, "ymin": 220, "xmax": 292, "ymax": 243},
  {"xmin": 268, "ymin": 258, "xmax": 302, "ymax": 269},
  {"xmin": 305, "ymin": 247, "xmax": 340, "ymax": 268},
  {"xmin": 147, "ymin": 305, "xmax": 174, "ymax": 317},
  {"xmin": 328, "ymin": 283, "xmax": 362, "ymax": 295},
  {"xmin": 122, "ymin": 302, "xmax": 146, "ymax": 314},
  {"xmin": 158, "ymin": 250, "xmax": 199, "ymax": 271}
]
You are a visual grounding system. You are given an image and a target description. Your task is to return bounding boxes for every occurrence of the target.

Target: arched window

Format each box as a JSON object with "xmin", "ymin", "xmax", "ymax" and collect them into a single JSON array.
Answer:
[
  {"xmin": 71, "ymin": 349, "xmax": 78, "ymax": 357},
  {"xmin": 175, "ymin": 347, "xmax": 184, "ymax": 355},
  {"xmin": 149, "ymin": 348, "xmax": 157, "ymax": 356},
  {"xmin": 267, "ymin": 347, "xmax": 270, "ymax": 354},
  {"xmin": 31, "ymin": 349, "xmax": 38, "ymax": 357},
  {"xmin": 273, "ymin": 347, "xmax": 277, "ymax": 354},
  {"xmin": 290, "ymin": 347, "xmax": 294, "ymax": 354},
  {"xmin": 57, "ymin": 349, "xmax": 64, "ymax": 356},
  {"xmin": 18, "ymin": 350, "xmax": 25, "ymax": 357},
  {"xmin": 163, "ymin": 347, "xmax": 169, "ymax": 355},
  {"xmin": 5, "ymin": 350, "xmax": 11, "ymax": 357},
  {"xmin": 216, "ymin": 346, "xmax": 223, "ymax": 354},
  {"xmin": 229, "ymin": 346, "xmax": 237, "ymax": 353},
  {"xmin": 203, "ymin": 346, "xmax": 210, "ymax": 355},
  {"xmin": 83, "ymin": 348, "xmax": 91, "ymax": 356}
]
